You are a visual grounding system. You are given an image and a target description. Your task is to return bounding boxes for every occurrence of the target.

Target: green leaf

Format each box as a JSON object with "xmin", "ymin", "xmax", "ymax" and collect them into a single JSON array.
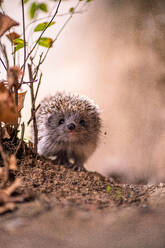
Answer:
[
  {"xmin": 13, "ymin": 38, "xmax": 24, "ymax": 45},
  {"xmin": 34, "ymin": 22, "xmax": 55, "ymax": 32},
  {"xmin": 116, "ymin": 188, "xmax": 122, "ymax": 199},
  {"xmin": 106, "ymin": 185, "xmax": 111, "ymax": 193},
  {"xmin": 24, "ymin": 0, "xmax": 29, "ymax": 3},
  {"xmin": 86, "ymin": 0, "xmax": 93, "ymax": 2},
  {"xmin": 69, "ymin": 7, "xmax": 74, "ymax": 13},
  {"xmin": 37, "ymin": 37, "xmax": 53, "ymax": 48},
  {"xmin": 38, "ymin": 3, "xmax": 48, "ymax": 12},
  {"xmin": 14, "ymin": 43, "xmax": 24, "ymax": 52},
  {"xmin": 29, "ymin": 2, "xmax": 38, "ymax": 19},
  {"xmin": 13, "ymin": 38, "xmax": 26, "ymax": 53}
]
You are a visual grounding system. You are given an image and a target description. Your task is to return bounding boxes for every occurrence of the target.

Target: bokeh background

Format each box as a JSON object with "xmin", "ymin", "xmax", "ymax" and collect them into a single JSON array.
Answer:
[{"xmin": 3, "ymin": 0, "xmax": 165, "ymax": 183}]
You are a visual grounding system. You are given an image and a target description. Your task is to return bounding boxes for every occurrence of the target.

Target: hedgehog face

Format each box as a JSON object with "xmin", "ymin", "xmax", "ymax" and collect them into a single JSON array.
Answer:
[
  {"xmin": 46, "ymin": 109, "xmax": 101, "ymax": 146},
  {"xmin": 37, "ymin": 92, "xmax": 101, "ymax": 152}
]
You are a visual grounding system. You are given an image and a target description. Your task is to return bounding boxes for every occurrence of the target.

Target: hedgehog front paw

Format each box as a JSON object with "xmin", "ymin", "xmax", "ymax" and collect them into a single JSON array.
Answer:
[{"xmin": 72, "ymin": 163, "xmax": 86, "ymax": 172}]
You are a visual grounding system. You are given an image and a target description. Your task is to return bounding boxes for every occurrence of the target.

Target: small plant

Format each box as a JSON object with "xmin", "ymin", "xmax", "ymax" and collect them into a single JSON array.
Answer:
[
  {"xmin": 106, "ymin": 185, "xmax": 112, "ymax": 193},
  {"xmin": 116, "ymin": 188, "xmax": 122, "ymax": 200}
]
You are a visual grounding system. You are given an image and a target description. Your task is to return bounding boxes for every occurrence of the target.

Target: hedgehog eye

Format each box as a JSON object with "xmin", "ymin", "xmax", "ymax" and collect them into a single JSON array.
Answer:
[
  {"xmin": 59, "ymin": 119, "xmax": 65, "ymax": 125},
  {"xmin": 79, "ymin": 119, "xmax": 85, "ymax": 126}
]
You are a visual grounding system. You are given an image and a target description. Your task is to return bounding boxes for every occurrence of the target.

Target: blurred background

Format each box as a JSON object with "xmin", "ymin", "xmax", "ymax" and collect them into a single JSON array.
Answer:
[{"xmin": 3, "ymin": 0, "xmax": 165, "ymax": 183}]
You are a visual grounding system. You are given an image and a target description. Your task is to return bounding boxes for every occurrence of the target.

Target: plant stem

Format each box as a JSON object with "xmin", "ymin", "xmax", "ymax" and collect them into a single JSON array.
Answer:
[
  {"xmin": 20, "ymin": 0, "xmax": 26, "ymax": 86},
  {"xmin": 0, "ymin": 42, "xmax": 9, "ymax": 70},
  {"xmin": 34, "ymin": 73, "xmax": 42, "ymax": 103},
  {"xmin": 14, "ymin": 122, "xmax": 25, "ymax": 156},
  {"xmin": 28, "ymin": 63, "xmax": 38, "ymax": 154},
  {"xmin": 0, "ymin": 57, "xmax": 7, "ymax": 71}
]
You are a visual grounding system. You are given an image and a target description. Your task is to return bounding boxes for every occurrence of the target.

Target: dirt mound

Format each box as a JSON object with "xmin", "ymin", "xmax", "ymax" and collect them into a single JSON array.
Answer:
[
  {"xmin": 16, "ymin": 155, "xmax": 151, "ymax": 210},
  {"xmin": 0, "ymin": 140, "xmax": 153, "ymax": 213}
]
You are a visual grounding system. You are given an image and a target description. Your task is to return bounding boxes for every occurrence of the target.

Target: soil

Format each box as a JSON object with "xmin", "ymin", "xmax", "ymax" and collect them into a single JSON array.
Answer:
[
  {"xmin": 1, "ymin": 140, "xmax": 154, "ymax": 211},
  {"xmin": 1, "ymin": 140, "xmax": 165, "ymax": 248}
]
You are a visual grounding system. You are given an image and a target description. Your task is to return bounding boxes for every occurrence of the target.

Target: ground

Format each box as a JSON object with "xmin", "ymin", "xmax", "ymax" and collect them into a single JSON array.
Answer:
[{"xmin": 0, "ymin": 140, "xmax": 165, "ymax": 248}]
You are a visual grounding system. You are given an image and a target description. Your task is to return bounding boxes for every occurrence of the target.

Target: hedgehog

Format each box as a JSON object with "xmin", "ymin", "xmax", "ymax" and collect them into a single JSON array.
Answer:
[{"xmin": 35, "ymin": 92, "xmax": 101, "ymax": 170}]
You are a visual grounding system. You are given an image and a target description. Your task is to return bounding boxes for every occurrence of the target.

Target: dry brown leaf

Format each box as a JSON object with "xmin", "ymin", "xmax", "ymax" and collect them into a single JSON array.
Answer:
[
  {"xmin": 0, "ymin": 189, "xmax": 29, "ymax": 205},
  {"xmin": 0, "ymin": 83, "xmax": 19, "ymax": 124},
  {"xmin": 0, "ymin": 13, "xmax": 19, "ymax": 37},
  {"xmin": 12, "ymin": 91, "xmax": 27, "ymax": 113},
  {"xmin": 8, "ymin": 193, "xmax": 30, "ymax": 203},
  {"xmin": 0, "ymin": 202, "xmax": 16, "ymax": 214},
  {"xmin": 7, "ymin": 66, "xmax": 23, "ymax": 89},
  {"xmin": 0, "ymin": 190, "xmax": 9, "ymax": 203},
  {"xmin": 9, "ymin": 155, "xmax": 17, "ymax": 171},
  {"xmin": 1, "ymin": 126, "xmax": 10, "ymax": 139},
  {"xmin": 6, "ymin": 32, "xmax": 20, "ymax": 44},
  {"xmin": 3, "ymin": 178, "xmax": 21, "ymax": 196},
  {"xmin": 17, "ymin": 91, "xmax": 27, "ymax": 112},
  {"xmin": 0, "ymin": 167, "xmax": 3, "ymax": 177}
]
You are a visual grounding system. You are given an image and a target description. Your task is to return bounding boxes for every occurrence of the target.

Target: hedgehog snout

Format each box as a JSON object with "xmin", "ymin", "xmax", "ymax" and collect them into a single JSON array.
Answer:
[{"xmin": 67, "ymin": 123, "xmax": 76, "ymax": 131}]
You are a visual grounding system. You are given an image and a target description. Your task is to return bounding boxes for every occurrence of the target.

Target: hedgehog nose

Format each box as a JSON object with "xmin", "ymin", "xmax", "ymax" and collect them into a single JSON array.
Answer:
[{"xmin": 67, "ymin": 123, "xmax": 75, "ymax": 131}]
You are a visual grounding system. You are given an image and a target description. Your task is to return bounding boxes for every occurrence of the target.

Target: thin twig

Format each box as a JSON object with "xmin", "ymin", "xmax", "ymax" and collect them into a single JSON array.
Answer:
[
  {"xmin": 20, "ymin": 0, "xmax": 26, "ymax": 86},
  {"xmin": 14, "ymin": 122, "xmax": 25, "ymax": 156},
  {"xmin": 33, "ymin": 53, "xmax": 43, "ymax": 80},
  {"xmin": 34, "ymin": 73, "xmax": 42, "ymax": 103},
  {"xmin": 3, "ymin": 79, "xmax": 37, "ymax": 85},
  {"xmin": 0, "ymin": 42, "xmax": 9, "ymax": 70},
  {"xmin": 21, "ymin": 0, "xmax": 62, "ymax": 70},
  {"xmin": 14, "ymin": 86, "xmax": 18, "ymax": 105},
  {"xmin": 24, "ymin": 10, "xmax": 83, "ymax": 32},
  {"xmin": 27, "ymin": 104, "xmax": 40, "ymax": 126},
  {"xmin": 22, "ymin": 79, "xmax": 38, "ymax": 84},
  {"xmin": 3, "ymin": 45, "xmax": 9, "ymax": 70},
  {"xmin": 28, "ymin": 63, "xmax": 38, "ymax": 154},
  {"xmin": 11, "ymin": 37, "xmax": 16, "ymax": 66},
  {"xmin": 0, "ymin": 57, "xmax": 7, "ymax": 71}
]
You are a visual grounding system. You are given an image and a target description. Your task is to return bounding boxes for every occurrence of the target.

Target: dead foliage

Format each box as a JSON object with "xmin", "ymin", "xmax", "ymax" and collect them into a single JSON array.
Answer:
[
  {"xmin": 0, "ymin": 144, "xmax": 30, "ymax": 214},
  {"xmin": 7, "ymin": 66, "xmax": 23, "ymax": 89},
  {"xmin": 0, "ymin": 13, "xmax": 19, "ymax": 37},
  {"xmin": 6, "ymin": 32, "xmax": 20, "ymax": 44},
  {"xmin": 0, "ymin": 83, "xmax": 18, "ymax": 125}
]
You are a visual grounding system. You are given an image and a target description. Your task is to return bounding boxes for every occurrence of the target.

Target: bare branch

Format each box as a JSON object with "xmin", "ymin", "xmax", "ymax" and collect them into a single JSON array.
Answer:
[
  {"xmin": 27, "ymin": 104, "xmax": 40, "ymax": 126},
  {"xmin": 34, "ymin": 73, "xmax": 42, "ymax": 103},
  {"xmin": 33, "ymin": 53, "xmax": 43, "ymax": 80},
  {"xmin": 24, "ymin": 10, "xmax": 83, "ymax": 31},
  {"xmin": 20, "ymin": 0, "xmax": 27, "ymax": 86},
  {"xmin": 0, "ymin": 57, "xmax": 7, "ymax": 71},
  {"xmin": 28, "ymin": 63, "xmax": 38, "ymax": 154},
  {"xmin": 22, "ymin": 79, "xmax": 37, "ymax": 84},
  {"xmin": 0, "ymin": 42, "xmax": 9, "ymax": 70},
  {"xmin": 2, "ymin": 79, "xmax": 37, "ymax": 85},
  {"xmin": 14, "ymin": 122, "xmax": 25, "ymax": 156}
]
